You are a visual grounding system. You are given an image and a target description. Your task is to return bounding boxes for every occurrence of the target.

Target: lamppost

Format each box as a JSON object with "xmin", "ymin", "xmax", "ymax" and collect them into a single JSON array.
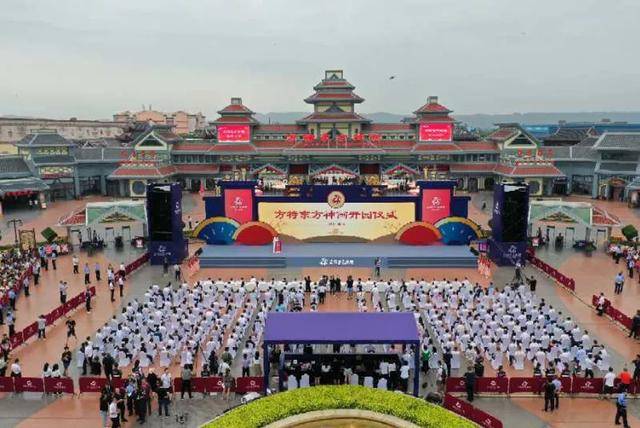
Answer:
[{"xmin": 7, "ymin": 218, "xmax": 23, "ymax": 246}]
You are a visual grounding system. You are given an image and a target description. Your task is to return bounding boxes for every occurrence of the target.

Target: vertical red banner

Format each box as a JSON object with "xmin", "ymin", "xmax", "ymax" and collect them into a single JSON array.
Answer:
[
  {"xmin": 422, "ymin": 189, "xmax": 451, "ymax": 224},
  {"xmin": 225, "ymin": 189, "xmax": 254, "ymax": 224}
]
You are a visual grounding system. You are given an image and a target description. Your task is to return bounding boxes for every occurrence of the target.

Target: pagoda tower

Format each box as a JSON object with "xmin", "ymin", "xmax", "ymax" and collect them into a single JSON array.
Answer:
[{"xmin": 297, "ymin": 70, "xmax": 370, "ymax": 138}]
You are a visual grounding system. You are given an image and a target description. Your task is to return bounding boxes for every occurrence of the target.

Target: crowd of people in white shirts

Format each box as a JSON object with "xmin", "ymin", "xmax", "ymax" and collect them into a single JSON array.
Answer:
[{"xmin": 82, "ymin": 275, "xmax": 616, "ymax": 397}]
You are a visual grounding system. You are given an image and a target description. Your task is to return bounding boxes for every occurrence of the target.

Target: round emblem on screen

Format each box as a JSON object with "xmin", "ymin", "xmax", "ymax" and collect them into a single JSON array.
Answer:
[{"xmin": 327, "ymin": 191, "xmax": 346, "ymax": 208}]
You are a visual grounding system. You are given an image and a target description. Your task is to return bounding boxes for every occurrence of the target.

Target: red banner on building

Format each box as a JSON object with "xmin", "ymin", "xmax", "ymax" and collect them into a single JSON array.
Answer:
[
  {"xmin": 22, "ymin": 322, "xmax": 38, "ymax": 341},
  {"xmin": 225, "ymin": 189, "xmax": 254, "ymax": 224},
  {"xmin": 444, "ymin": 394, "xmax": 474, "ymax": 419},
  {"xmin": 473, "ymin": 407, "xmax": 504, "ymax": 428},
  {"xmin": 571, "ymin": 377, "xmax": 603, "ymax": 394},
  {"xmin": 217, "ymin": 125, "xmax": 250, "ymax": 143},
  {"xmin": 14, "ymin": 377, "xmax": 44, "ymax": 393},
  {"xmin": 476, "ymin": 377, "xmax": 508, "ymax": 394},
  {"xmin": 445, "ymin": 377, "xmax": 467, "ymax": 393},
  {"xmin": 419, "ymin": 123, "xmax": 453, "ymax": 141},
  {"xmin": 44, "ymin": 377, "xmax": 74, "ymax": 394},
  {"xmin": 79, "ymin": 377, "xmax": 108, "ymax": 393},
  {"xmin": 421, "ymin": 188, "xmax": 451, "ymax": 224},
  {"xmin": 235, "ymin": 376, "xmax": 264, "ymax": 393},
  {"xmin": 0, "ymin": 377, "xmax": 14, "ymax": 393},
  {"xmin": 508, "ymin": 377, "xmax": 544, "ymax": 394}
]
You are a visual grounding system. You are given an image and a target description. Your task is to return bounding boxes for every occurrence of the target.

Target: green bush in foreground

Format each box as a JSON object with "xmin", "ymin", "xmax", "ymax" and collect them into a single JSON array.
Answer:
[{"xmin": 206, "ymin": 385, "xmax": 475, "ymax": 428}]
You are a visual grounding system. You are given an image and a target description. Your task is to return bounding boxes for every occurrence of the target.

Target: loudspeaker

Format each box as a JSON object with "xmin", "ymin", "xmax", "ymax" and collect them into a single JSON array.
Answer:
[
  {"xmin": 492, "ymin": 183, "xmax": 529, "ymax": 242},
  {"xmin": 147, "ymin": 185, "xmax": 175, "ymax": 241}
]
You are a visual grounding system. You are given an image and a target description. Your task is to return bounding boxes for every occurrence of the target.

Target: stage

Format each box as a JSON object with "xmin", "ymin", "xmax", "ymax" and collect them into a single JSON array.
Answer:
[{"xmin": 198, "ymin": 243, "xmax": 477, "ymax": 269}]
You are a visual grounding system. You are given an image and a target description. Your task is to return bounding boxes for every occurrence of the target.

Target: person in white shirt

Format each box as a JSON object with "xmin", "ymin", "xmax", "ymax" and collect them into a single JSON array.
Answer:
[
  {"xmin": 604, "ymin": 367, "xmax": 616, "ymax": 398},
  {"xmin": 10, "ymin": 359, "xmax": 21, "ymax": 377},
  {"xmin": 109, "ymin": 397, "xmax": 120, "ymax": 428},
  {"xmin": 399, "ymin": 364, "xmax": 410, "ymax": 392}
]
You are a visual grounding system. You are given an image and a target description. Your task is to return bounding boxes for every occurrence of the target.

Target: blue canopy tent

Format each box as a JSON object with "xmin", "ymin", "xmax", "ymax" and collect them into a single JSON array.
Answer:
[{"xmin": 263, "ymin": 312, "xmax": 422, "ymax": 396}]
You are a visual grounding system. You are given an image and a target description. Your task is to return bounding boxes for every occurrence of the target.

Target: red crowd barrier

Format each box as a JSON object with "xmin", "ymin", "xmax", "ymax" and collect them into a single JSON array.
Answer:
[
  {"xmin": 508, "ymin": 377, "xmax": 544, "ymax": 394},
  {"xmin": 235, "ymin": 376, "xmax": 264, "ymax": 393},
  {"xmin": 22, "ymin": 322, "xmax": 38, "ymax": 341},
  {"xmin": 79, "ymin": 377, "xmax": 108, "ymax": 393},
  {"xmin": 476, "ymin": 377, "xmax": 508, "ymax": 394},
  {"xmin": 444, "ymin": 394, "xmax": 475, "ymax": 419},
  {"xmin": 444, "ymin": 394, "xmax": 503, "ymax": 427},
  {"xmin": 9, "ymin": 332, "xmax": 24, "ymax": 350},
  {"xmin": 14, "ymin": 377, "xmax": 44, "ymax": 393},
  {"xmin": 0, "ymin": 377, "xmax": 14, "ymax": 392},
  {"xmin": 44, "ymin": 377, "xmax": 74, "ymax": 394},
  {"xmin": 445, "ymin": 377, "xmax": 467, "ymax": 393},
  {"xmin": 173, "ymin": 377, "xmax": 206, "ymax": 393},
  {"xmin": 474, "ymin": 407, "xmax": 504, "ymax": 428},
  {"xmin": 592, "ymin": 294, "xmax": 634, "ymax": 330},
  {"xmin": 527, "ymin": 254, "xmax": 576, "ymax": 292},
  {"xmin": 571, "ymin": 377, "xmax": 603, "ymax": 394}
]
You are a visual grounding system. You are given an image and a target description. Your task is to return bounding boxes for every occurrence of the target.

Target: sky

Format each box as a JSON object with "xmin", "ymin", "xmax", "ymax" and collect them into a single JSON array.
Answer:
[{"xmin": 1, "ymin": 0, "xmax": 640, "ymax": 119}]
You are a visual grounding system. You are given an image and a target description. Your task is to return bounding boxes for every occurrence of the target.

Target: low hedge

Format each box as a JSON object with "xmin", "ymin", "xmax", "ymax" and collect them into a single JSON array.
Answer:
[{"xmin": 206, "ymin": 385, "xmax": 475, "ymax": 428}]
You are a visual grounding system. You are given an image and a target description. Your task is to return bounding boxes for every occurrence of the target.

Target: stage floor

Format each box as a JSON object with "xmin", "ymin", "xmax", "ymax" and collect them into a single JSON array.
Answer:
[{"xmin": 199, "ymin": 243, "xmax": 477, "ymax": 269}]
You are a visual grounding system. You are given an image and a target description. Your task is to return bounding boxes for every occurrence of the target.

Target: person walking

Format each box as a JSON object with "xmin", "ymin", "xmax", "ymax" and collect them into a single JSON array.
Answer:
[
  {"xmin": 551, "ymin": 376, "xmax": 562, "ymax": 410},
  {"xmin": 118, "ymin": 276, "xmax": 124, "ymax": 298},
  {"xmin": 84, "ymin": 263, "xmax": 91, "ymax": 285},
  {"xmin": 615, "ymin": 272, "xmax": 625, "ymax": 294},
  {"xmin": 615, "ymin": 391, "xmax": 631, "ymax": 428},
  {"xmin": 157, "ymin": 385, "xmax": 170, "ymax": 417},
  {"xmin": 543, "ymin": 378, "xmax": 555, "ymax": 412},
  {"xmin": 464, "ymin": 366, "xmax": 476, "ymax": 402},
  {"xmin": 174, "ymin": 263, "xmax": 181, "ymax": 281},
  {"xmin": 629, "ymin": 310, "xmax": 640, "ymax": 339},
  {"xmin": 61, "ymin": 346, "xmax": 72, "ymax": 377},
  {"xmin": 72, "ymin": 255, "xmax": 79, "ymax": 274},
  {"xmin": 37, "ymin": 314, "xmax": 46, "ymax": 339},
  {"xmin": 181, "ymin": 365, "xmax": 193, "ymax": 399},
  {"xmin": 109, "ymin": 396, "xmax": 121, "ymax": 428},
  {"xmin": 85, "ymin": 286, "xmax": 92, "ymax": 313},
  {"xmin": 51, "ymin": 251, "xmax": 57, "ymax": 270},
  {"xmin": 33, "ymin": 262, "xmax": 40, "ymax": 285},
  {"xmin": 109, "ymin": 280, "xmax": 115, "ymax": 302},
  {"xmin": 94, "ymin": 262, "xmax": 101, "ymax": 282},
  {"xmin": 374, "ymin": 257, "xmax": 381, "ymax": 278}
]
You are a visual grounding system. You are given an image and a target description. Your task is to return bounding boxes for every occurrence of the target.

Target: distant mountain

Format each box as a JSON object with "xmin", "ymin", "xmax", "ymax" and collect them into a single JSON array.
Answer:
[{"xmin": 255, "ymin": 111, "xmax": 640, "ymax": 130}]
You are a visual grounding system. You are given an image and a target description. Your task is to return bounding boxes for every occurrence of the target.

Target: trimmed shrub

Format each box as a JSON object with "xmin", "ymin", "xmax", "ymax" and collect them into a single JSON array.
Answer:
[
  {"xmin": 206, "ymin": 385, "xmax": 475, "ymax": 428},
  {"xmin": 621, "ymin": 224, "xmax": 638, "ymax": 242}
]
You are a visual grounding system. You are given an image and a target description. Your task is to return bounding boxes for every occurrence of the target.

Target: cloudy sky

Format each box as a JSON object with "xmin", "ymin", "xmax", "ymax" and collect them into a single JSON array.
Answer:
[{"xmin": 1, "ymin": 0, "xmax": 639, "ymax": 119}]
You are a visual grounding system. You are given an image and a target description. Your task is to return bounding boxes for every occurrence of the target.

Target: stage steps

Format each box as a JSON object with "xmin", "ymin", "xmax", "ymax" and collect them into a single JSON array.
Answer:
[
  {"xmin": 387, "ymin": 257, "xmax": 477, "ymax": 269},
  {"xmin": 199, "ymin": 257, "xmax": 287, "ymax": 269}
]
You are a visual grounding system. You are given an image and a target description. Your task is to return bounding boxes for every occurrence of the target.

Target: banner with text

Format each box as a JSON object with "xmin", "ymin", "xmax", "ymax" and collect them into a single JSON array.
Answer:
[
  {"xmin": 421, "ymin": 188, "xmax": 451, "ymax": 224},
  {"xmin": 258, "ymin": 202, "xmax": 415, "ymax": 241},
  {"xmin": 225, "ymin": 189, "xmax": 254, "ymax": 224},
  {"xmin": 217, "ymin": 125, "xmax": 250, "ymax": 143},
  {"xmin": 419, "ymin": 123, "xmax": 453, "ymax": 141}
]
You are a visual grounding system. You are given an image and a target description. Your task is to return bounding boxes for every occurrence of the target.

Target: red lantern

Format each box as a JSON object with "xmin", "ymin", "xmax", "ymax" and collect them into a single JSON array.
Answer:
[
  {"xmin": 320, "ymin": 133, "xmax": 330, "ymax": 143},
  {"xmin": 336, "ymin": 134, "xmax": 347, "ymax": 144},
  {"xmin": 517, "ymin": 149, "xmax": 523, "ymax": 157},
  {"xmin": 526, "ymin": 149, "xmax": 532, "ymax": 157},
  {"xmin": 353, "ymin": 133, "xmax": 364, "ymax": 142},
  {"xmin": 286, "ymin": 134, "xmax": 296, "ymax": 143},
  {"xmin": 303, "ymin": 134, "xmax": 315, "ymax": 143},
  {"xmin": 369, "ymin": 133, "xmax": 381, "ymax": 143}
]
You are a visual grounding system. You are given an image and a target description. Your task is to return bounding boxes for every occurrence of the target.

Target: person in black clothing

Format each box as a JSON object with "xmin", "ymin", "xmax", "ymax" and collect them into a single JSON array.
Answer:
[
  {"xmin": 464, "ymin": 366, "xmax": 476, "ymax": 402},
  {"xmin": 443, "ymin": 348, "xmax": 452, "ymax": 378},
  {"xmin": 103, "ymin": 354, "xmax": 114, "ymax": 380},
  {"xmin": 114, "ymin": 387, "xmax": 127, "ymax": 422},
  {"xmin": 527, "ymin": 275, "xmax": 537, "ymax": 292},
  {"xmin": 473, "ymin": 357, "xmax": 484, "ymax": 378},
  {"xmin": 304, "ymin": 276, "xmax": 311, "ymax": 292},
  {"xmin": 157, "ymin": 386, "xmax": 170, "ymax": 417},
  {"xmin": 135, "ymin": 389, "xmax": 147, "ymax": 424},
  {"xmin": 629, "ymin": 310, "xmax": 640, "ymax": 339},
  {"xmin": 335, "ymin": 276, "xmax": 341, "ymax": 293},
  {"xmin": 85, "ymin": 287, "xmax": 92, "ymax": 312},
  {"xmin": 544, "ymin": 379, "xmax": 555, "ymax": 411}
]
